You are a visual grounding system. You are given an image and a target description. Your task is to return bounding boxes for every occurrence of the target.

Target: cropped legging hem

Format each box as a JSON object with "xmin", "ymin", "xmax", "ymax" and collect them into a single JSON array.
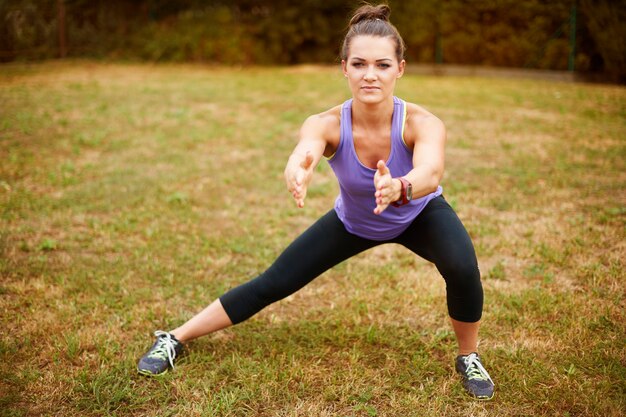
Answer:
[{"xmin": 219, "ymin": 195, "xmax": 483, "ymax": 324}]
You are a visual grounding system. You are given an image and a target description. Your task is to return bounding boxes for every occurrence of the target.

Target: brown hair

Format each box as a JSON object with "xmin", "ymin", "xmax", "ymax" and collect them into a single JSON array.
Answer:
[{"xmin": 340, "ymin": 2, "xmax": 406, "ymax": 63}]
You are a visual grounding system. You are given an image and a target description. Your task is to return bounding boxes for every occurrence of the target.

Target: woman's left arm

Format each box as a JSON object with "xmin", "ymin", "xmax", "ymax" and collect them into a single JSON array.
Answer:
[
  {"xmin": 404, "ymin": 112, "xmax": 446, "ymax": 198},
  {"xmin": 373, "ymin": 111, "xmax": 445, "ymax": 215}
]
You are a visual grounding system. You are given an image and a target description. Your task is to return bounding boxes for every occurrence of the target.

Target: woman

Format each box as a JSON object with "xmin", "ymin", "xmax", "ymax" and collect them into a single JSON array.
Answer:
[{"xmin": 137, "ymin": 3, "xmax": 495, "ymax": 400}]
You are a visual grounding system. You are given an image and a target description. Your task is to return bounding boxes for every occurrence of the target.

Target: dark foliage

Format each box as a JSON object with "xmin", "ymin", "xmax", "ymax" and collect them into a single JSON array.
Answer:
[{"xmin": 0, "ymin": 0, "xmax": 623, "ymax": 79}]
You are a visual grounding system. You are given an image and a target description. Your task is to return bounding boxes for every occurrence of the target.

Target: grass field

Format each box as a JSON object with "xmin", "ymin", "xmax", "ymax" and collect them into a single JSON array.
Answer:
[{"xmin": 0, "ymin": 61, "xmax": 624, "ymax": 416}]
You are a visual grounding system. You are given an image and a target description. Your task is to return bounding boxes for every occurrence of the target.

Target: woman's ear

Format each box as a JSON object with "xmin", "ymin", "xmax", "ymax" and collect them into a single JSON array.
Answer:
[
  {"xmin": 397, "ymin": 59, "xmax": 406, "ymax": 78},
  {"xmin": 341, "ymin": 60, "xmax": 348, "ymax": 77}
]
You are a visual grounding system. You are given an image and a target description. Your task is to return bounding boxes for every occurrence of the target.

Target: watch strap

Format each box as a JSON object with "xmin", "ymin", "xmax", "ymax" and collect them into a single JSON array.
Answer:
[{"xmin": 391, "ymin": 177, "xmax": 410, "ymax": 207}]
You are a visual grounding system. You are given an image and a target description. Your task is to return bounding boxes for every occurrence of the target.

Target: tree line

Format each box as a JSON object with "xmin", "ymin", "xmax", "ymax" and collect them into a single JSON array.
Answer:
[{"xmin": 1, "ymin": 0, "xmax": 624, "ymax": 81}]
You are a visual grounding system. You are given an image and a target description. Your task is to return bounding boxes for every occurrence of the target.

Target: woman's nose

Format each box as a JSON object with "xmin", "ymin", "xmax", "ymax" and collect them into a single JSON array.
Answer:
[{"xmin": 364, "ymin": 65, "xmax": 377, "ymax": 81}]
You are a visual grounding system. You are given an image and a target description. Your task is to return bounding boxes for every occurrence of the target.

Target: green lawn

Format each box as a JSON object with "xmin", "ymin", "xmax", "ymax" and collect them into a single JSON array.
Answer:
[{"xmin": 1, "ymin": 61, "xmax": 624, "ymax": 416}]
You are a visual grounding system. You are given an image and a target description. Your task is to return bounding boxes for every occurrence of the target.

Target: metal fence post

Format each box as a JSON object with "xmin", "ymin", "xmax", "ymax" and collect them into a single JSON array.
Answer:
[{"xmin": 568, "ymin": 2, "xmax": 577, "ymax": 72}]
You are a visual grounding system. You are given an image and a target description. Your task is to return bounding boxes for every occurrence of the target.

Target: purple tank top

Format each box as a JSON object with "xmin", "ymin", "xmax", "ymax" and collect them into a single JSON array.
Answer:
[{"xmin": 327, "ymin": 97, "xmax": 443, "ymax": 240}]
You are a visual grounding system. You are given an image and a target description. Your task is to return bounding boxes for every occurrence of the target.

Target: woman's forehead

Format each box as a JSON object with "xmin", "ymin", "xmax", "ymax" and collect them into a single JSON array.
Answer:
[{"xmin": 347, "ymin": 35, "xmax": 396, "ymax": 60}]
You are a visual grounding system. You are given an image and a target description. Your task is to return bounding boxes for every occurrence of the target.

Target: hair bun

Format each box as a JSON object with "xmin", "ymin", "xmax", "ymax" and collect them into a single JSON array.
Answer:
[
  {"xmin": 349, "ymin": 3, "xmax": 391, "ymax": 27},
  {"xmin": 341, "ymin": 2, "xmax": 404, "ymax": 62}
]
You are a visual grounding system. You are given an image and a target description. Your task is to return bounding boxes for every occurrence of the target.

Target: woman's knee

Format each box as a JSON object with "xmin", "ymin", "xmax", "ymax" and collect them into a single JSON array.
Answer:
[
  {"xmin": 442, "ymin": 262, "xmax": 483, "ymax": 322},
  {"xmin": 439, "ymin": 259, "xmax": 481, "ymax": 291}
]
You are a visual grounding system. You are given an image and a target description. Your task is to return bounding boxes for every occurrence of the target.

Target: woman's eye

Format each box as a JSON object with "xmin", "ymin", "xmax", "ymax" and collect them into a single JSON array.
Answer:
[
  {"xmin": 352, "ymin": 62, "xmax": 364, "ymax": 68},
  {"xmin": 378, "ymin": 63, "xmax": 390, "ymax": 69}
]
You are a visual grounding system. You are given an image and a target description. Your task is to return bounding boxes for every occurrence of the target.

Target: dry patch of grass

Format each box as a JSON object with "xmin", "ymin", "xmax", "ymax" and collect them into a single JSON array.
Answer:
[{"xmin": 1, "ymin": 62, "xmax": 624, "ymax": 416}]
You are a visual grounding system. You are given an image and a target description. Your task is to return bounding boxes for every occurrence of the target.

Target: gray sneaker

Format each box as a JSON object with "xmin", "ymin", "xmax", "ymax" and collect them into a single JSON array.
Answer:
[
  {"xmin": 137, "ymin": 331, "xmax": 184, "ymax": 376},
  {"xmin": 455, "ymin": 352, "xmax": 495, "ymax": 400}
]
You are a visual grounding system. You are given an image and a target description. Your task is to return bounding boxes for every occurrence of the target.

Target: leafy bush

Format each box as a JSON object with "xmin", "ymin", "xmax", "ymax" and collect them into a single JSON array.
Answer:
[{"xmin": 1, "ymin": 0, "xmax": 624, "ymax": 80}]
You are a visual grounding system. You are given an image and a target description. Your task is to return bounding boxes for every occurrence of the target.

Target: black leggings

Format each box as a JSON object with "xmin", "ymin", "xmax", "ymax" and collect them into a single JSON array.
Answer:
[{"xmin": 220, "ymin": 196, "xmax": 483, "ymax": 324}]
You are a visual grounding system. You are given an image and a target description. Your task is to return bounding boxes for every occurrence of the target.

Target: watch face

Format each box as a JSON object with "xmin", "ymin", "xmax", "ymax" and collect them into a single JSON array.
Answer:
[{"xmin": 406, "ymin": 183, "xmax": 413, "ymax": 200}]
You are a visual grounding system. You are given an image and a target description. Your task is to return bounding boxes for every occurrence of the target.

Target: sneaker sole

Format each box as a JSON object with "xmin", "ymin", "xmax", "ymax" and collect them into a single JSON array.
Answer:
[
  {"xmin": 137, "ymin": 367, "xmax": 169, "ymax": 377},
  {"xmin": 470, "ymin": 392, "xmax": 494, "ymax": 401}
]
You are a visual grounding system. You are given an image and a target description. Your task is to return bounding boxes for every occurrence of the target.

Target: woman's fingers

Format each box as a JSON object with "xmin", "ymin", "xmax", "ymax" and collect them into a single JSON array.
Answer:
[
  {"xmin": 294, "ymin": 178, "xmax": 307, "ymax": 207},
  {"xmin": 374, "ymin": 200, "xmax": 388, "ymax": 215},
  {"xmin": 374, "ymin": 184, "xmax": 392, "ymax": 214},
  {"xmin": 374, "ymin": 160, "xmax": 393, "ymax": 215},
  {"xmin": 289, "ymin": 152, "xmax": 314, "ymax": 208}
]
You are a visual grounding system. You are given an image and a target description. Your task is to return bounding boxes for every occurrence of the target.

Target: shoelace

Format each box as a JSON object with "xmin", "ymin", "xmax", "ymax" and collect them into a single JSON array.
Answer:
[
  {"xmin": 463, "ymin": 353, "xmax": 494, "ymax": 385},
  {"xmin": 149, "ymin": 331, "xmax": 179, "ymax": 369}
]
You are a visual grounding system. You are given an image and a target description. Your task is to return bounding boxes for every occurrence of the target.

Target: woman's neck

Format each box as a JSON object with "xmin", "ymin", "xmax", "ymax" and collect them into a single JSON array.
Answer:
[{"xmin": 351, "ymin": 96, "xmax": 395, "ymax": 130}]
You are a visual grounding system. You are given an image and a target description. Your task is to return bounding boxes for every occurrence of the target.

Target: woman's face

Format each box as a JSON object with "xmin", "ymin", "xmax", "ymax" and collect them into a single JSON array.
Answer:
[{"xmin": 342, "ymin": 35, "xmax": 405, "ymax": 105}]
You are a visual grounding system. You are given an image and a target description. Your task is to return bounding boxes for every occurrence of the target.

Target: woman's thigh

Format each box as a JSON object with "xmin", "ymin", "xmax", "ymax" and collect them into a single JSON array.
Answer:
[
  {"xmin": 393, "ymin": 196, "xmax": 478, "ymax": 269},
  {"xmin": 220, "ymin": 209, "xmax": 380, "ymax": 323},
  {"xmin": 393, "ymin": 196, "xmax": 483, "ymax": 322}
]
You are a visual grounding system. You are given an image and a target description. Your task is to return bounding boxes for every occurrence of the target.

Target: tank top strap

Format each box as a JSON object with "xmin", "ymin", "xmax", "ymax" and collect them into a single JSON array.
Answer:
[
  {"xmin": 391, "ymin": 97, "xmax": 408, "ymax": 151},
  {"xmin": 341, "ymin": 99, "xmax": 353, "ymax": 142}
]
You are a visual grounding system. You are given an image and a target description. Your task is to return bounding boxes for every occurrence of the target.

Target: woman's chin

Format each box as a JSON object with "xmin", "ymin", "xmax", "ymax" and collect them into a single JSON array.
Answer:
[{"xmin": 355, "ymin": 92, "xmax": 388, "ymax": 105}]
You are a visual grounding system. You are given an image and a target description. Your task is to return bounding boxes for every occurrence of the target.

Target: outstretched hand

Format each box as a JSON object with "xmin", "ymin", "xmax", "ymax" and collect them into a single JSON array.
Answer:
[
  {"xmin": 373, "ymin": 160, "xmax": 397, "ymax": 215},
  {"xmin": 285, "ymin": 151, "xmax": 315, "ymax": 208}
]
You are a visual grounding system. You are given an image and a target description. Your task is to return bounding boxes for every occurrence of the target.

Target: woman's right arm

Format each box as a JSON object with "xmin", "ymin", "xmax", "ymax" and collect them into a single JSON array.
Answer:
[{"xmin": 284, "ymin": 111, "xmax": 339, "ymax": 208}]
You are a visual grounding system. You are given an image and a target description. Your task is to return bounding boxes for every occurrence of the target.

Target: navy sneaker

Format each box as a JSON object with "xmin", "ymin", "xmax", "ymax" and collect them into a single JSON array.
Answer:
[
  {"xmin": 137, "ymin": 331, "xmax": 184, "ymax": 376},
  {"xmin": 455, "ymin": 352, "xmax": 495, "ymax": 400}
]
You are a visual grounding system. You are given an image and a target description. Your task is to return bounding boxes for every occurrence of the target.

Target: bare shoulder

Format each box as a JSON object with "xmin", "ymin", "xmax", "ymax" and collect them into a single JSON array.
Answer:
[
  {"xmin": 301, "ymin": 105, "xmax": 342, "ymax": 155},
  {"xmin": 404, "ymin": 102, "xmax": 446, "ymax": 147},
  {"xmin": 405, "ymin": 102, "xmax": 446, "ymax": 130},
  {"xmin": 303, "ymin": 105, "xmax": 341, "ymax": 133}
]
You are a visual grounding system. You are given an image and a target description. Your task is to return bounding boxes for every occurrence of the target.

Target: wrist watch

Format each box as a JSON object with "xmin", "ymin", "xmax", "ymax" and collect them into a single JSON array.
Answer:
[{"xmin": 391, "ymin": 177, "xmax": 412, "ymax": 207}]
